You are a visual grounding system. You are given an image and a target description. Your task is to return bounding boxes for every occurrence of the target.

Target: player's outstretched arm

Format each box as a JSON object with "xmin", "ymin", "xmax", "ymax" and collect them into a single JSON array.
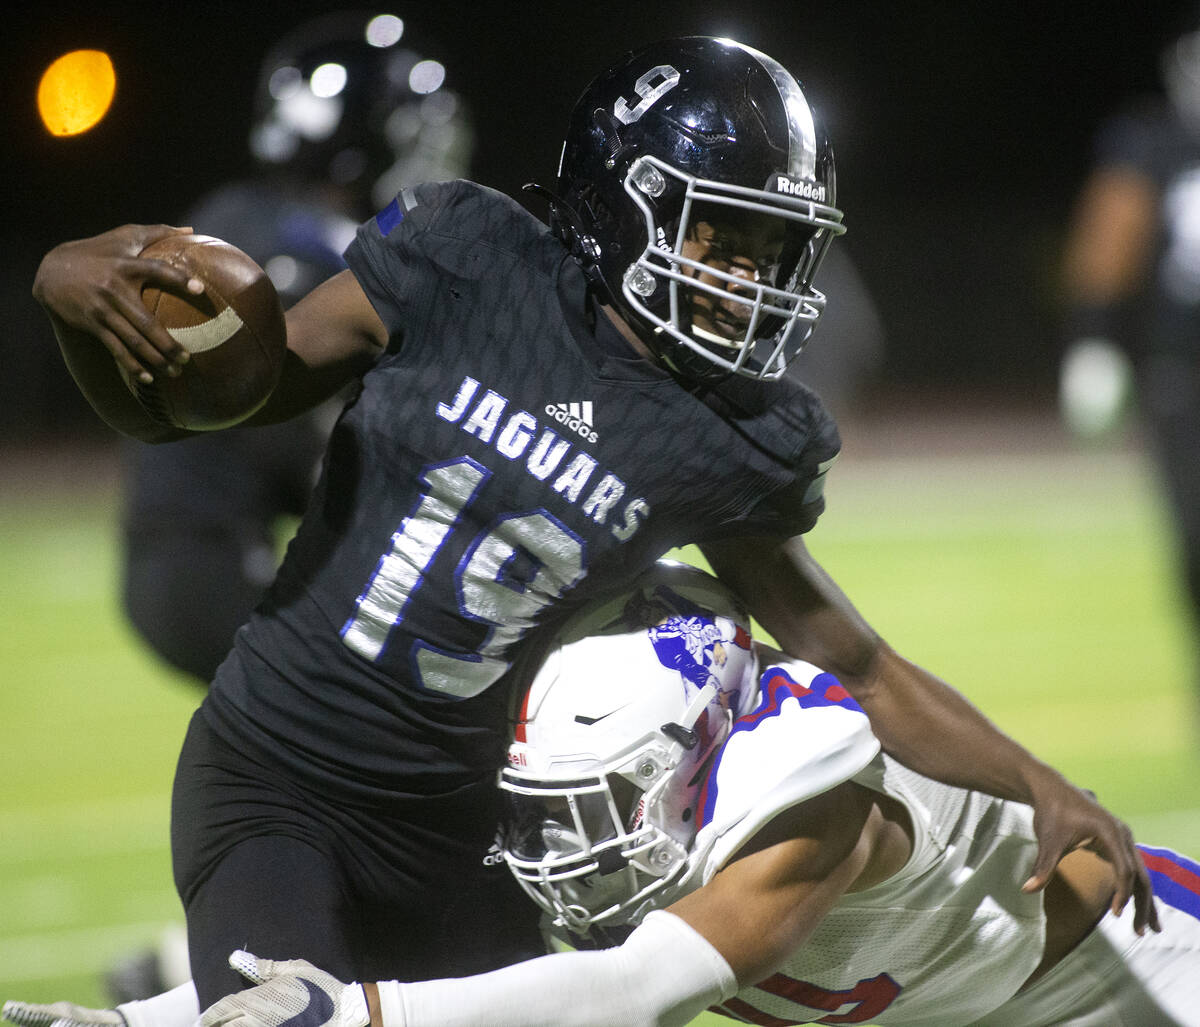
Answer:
[
  {"xmin": 201, "ymin": 920, "xmax": 732, "ymax": 1027},
  {"xmin": 699, "ymin": 532, "xmax": 1160, "ymax": 935},
  {"xmin": 33, "ymin": 224, "xmax": 201, "ymax": 441}
]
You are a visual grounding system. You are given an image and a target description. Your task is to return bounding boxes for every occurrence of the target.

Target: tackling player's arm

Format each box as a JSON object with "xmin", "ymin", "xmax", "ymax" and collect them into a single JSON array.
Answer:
[
  {"xmin": 32, "ymin": 224, "xmax": 386, "ymax": 442},
  {"xmin": 698, "ymin": 532, "xmax": 1160, "ymax": 935},
  {"xmin": 667, "ymin": 778, "xmax": 891, "ymax": 987}
]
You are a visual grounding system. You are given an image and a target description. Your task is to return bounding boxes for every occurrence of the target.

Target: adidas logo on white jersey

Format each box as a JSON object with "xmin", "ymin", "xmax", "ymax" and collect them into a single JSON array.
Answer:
[{"xmin": 545, "ymin": 401, "xmax": 599, "ymax": 445}]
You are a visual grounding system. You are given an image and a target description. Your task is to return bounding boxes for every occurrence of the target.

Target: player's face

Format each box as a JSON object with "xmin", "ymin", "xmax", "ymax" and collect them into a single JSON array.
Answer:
[
  {"xmin": 680, "ymin": 207, "xmax": 787, "ymax": 345},
  {"xmin": 505, "ymin": 786, "xmax": 619, "ymax": 862}
]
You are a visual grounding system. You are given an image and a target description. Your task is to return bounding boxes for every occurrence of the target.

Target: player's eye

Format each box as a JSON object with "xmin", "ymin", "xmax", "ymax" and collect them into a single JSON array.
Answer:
[{"xmin": 707, "ymin": 237, "xmax": 735, "ymax": 260}]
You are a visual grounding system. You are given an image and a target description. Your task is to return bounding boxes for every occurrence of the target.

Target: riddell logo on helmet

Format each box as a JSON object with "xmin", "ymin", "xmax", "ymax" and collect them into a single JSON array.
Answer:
[{"xmin": 771, "ymin": 174, "xmax": 827, "ymax": 202}]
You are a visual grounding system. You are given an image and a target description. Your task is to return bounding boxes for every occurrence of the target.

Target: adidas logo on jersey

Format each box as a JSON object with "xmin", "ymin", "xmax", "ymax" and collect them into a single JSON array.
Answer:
[{"xmin": 545, "ymin": 401, "xmax": 599, "ymax": 445}]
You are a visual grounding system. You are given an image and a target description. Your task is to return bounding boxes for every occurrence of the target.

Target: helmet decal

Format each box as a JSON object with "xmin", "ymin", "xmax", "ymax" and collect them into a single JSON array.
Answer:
[
  {"xmin": 648, "ymin": 607, "xmax": 751, "ymax": 707},
  {"xmin": 613, "ymin": 65, "xmax": 681, "ymax": 125}
]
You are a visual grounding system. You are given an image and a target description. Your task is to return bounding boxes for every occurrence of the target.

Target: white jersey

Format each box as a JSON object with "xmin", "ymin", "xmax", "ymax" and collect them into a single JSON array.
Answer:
[{"xmin": 690, "ymin": 652, "xmax": 1045, "ymax": 1026}]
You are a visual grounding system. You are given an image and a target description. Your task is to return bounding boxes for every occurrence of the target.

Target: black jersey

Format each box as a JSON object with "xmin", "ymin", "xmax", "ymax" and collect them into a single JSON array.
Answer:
[{"xmin": 203, "ymin": 180, "xmax": 839, "ymax": 801}]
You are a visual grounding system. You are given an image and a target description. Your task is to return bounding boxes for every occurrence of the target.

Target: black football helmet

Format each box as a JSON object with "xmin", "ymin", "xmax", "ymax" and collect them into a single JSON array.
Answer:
[
  {"xmin": 249, "ymin": 11, "xmax": 472, "ymax": 212},
  {"xmin": 551, "ymin": 37, "xmax": 845, "ymax": 381}
]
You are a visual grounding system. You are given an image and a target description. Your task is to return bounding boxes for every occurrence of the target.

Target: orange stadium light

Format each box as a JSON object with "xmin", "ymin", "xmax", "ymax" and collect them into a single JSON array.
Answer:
[{"xmin": 37, "ymin": 49, "xmax": 116, "ymax": 136}]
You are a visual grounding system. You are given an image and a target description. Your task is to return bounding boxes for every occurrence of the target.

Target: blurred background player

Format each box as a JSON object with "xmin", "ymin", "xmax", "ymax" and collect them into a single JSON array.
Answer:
[
  {"xmin": 120, "ymin": 10, "xmax": 473, "ymax": 685},
  {"xmin": 1059, "ymin": 18, "xmax": 1200, "ymax": 703},
  {"xmin": 107, "ymin": 9, "xmax": 473, "ymax": 1001}
]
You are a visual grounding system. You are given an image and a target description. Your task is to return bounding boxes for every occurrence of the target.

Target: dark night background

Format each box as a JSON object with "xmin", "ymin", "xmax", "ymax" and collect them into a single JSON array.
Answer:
[{"xmin": 1, "ymin": 2, "xmax": 1194, "ymax": 440}]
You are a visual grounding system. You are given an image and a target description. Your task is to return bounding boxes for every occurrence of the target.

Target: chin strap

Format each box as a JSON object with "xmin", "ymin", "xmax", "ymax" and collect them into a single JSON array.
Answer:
[{"xmin": 522, "ymin": 183, "xmax": 606, "ymax": 280}]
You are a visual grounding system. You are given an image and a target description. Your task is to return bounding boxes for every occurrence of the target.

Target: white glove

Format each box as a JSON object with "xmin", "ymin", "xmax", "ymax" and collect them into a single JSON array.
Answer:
[
  {"xmin": 199, "ymin": 952, "xmax": 369, "ymax": 1027},
  {"xmin": 2, "ymin": 1000, "xmax": 125, "ymax": 1027},
  {"xmin": 1059, "ymin": 336, "xmax": 1133, "ymax": 439}
]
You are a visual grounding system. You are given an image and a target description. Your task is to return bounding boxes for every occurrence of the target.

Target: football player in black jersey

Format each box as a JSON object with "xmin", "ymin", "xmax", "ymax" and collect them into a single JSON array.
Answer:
[
  {"xmin": 121, "ymin": 12, "xmax": 474, "ymax": 686},
  {"xmin": 32, "ymin": 36, "xmax": 1156, "ymax": 1009},
  {"xmin": 1061, "ymin": 22, "xmax": 1200, "ymax": 704}
]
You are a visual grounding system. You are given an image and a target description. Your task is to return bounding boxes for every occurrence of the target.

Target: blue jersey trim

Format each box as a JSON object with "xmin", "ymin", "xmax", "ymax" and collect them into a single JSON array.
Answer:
[{"xmin": 375, "ymin": 198, "xmax": 404, "ymax": 237}]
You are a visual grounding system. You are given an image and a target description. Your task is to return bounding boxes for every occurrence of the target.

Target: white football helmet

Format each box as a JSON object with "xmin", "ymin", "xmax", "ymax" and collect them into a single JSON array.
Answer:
[{"xmin": 499, "ymin": 562, "xmax": 757, "ymax": 935}]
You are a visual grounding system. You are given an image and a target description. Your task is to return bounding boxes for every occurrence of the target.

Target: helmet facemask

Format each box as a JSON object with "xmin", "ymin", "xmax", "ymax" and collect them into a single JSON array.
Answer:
[
  {"xmin": 501, "ymin": 756, "xmax": 690, "ymax": 935},
  {"xmin": 620, "ymin": 156, "xmax": 842, "ymax": 381},
  {"xmin": 500, "ymin": 680, "xmax": 732, "ymax": 936}
]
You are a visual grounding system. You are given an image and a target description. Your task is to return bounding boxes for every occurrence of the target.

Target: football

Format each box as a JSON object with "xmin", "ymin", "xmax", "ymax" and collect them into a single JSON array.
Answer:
[{"xmin": 124, "ymin": 234, "xmax": 286, "ymax": 430}]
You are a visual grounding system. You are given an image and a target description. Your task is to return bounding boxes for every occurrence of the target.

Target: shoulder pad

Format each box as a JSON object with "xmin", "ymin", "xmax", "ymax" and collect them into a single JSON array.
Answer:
[{"xmin": 692, "ymin": 659, "xmax": 880, "ymax": 882}]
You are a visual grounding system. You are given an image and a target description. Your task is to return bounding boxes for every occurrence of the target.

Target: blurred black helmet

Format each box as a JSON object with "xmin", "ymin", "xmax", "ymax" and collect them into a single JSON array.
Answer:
[
  {"xmin": 553, "ymin": 36, "xmax": 845, "ymax": 381},
  {"xmin": 1163, "ymin": 19, "xmax": 1200, "ymax": 133},
  {"xmin": 249, "ymin": 11, "xmax": 472, "ymax": 210}
]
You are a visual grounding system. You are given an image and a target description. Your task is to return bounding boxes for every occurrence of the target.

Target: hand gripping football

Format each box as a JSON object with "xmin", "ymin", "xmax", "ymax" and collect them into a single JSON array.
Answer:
[{"xmin": 127, "ymin": 234, "xmax": 286, "ymax": 430}]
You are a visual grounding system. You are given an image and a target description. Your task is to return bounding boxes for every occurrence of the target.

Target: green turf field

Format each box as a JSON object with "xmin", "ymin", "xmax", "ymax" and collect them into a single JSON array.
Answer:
[{"xmin": 2, "ymin": 434, "xmax": 1198, "ymax": 1025}]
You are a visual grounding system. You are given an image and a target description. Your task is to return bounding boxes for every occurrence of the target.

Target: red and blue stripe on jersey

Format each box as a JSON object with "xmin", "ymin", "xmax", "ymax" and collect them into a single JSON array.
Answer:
[{"xmin": 1139, "ymin": 845, "xmax": 1200, "ymax": 919}]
